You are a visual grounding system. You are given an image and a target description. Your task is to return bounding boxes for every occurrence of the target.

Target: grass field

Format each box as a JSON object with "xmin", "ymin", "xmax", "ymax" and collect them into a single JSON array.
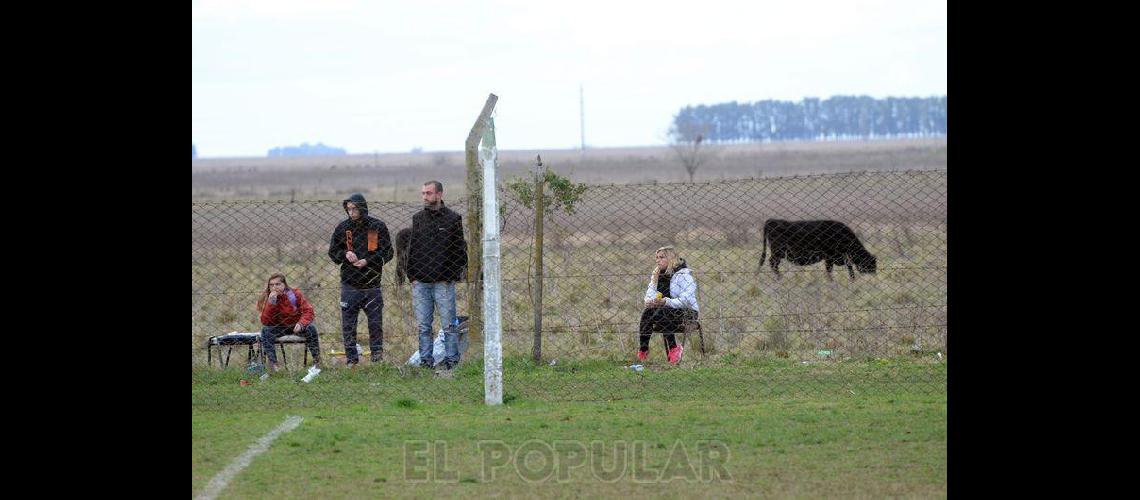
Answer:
[{"xmin": 192, "ymin": 360, "xmax": 946, "ymax": 497}]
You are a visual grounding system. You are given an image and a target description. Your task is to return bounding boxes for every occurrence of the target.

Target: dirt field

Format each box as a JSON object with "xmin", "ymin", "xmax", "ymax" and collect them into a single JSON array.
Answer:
[{"xmin": 192, "ymin": 137, "xmax": 946, "ymax": 202}]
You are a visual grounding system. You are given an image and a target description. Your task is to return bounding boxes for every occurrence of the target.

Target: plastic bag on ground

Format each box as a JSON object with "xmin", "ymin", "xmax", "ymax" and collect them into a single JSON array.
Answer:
[{"xmin": 407, "ymin": 327, "xmax": 469, "ymax": 366}]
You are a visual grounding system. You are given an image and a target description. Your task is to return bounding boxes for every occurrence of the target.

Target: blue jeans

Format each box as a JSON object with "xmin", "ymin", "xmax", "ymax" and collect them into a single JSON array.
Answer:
[
  {"xmin": 413, "ymin": 281, "xmax": 458, "ymax": 367},
  {"xmin": 261, "ymin": 323, "xmax": 320, "ymax": 364},
  {"xmin": 340, "ymin": 284, "xmax": 384, "ymax": 364}
]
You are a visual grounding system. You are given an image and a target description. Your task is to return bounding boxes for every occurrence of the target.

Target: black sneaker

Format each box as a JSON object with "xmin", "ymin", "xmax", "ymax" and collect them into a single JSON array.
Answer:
[{"xmin": 371, "ymin": 351, "xmax": 383, "ymax": 363}]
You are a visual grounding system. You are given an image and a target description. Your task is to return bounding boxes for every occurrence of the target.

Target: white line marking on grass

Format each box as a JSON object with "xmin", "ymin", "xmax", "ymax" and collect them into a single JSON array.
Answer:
[{"xmin": 195, "ymin": 415, "xmax": 304, "ymax": 500}]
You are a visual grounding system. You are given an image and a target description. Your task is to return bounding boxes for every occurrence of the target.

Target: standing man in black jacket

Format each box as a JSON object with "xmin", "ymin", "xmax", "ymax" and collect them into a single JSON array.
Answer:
[
  {"xmin": 328, "ymin": 193, "xmax": 394, "ymax": 365},
  {"xmin": 407, "ymin": 180, "xmax": 467, "ymax": 370}
]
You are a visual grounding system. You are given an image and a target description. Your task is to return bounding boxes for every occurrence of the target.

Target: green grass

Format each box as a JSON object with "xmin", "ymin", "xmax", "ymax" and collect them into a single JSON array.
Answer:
[
  {"xmin": 193, "ymin": 359, "xmax": 945, "ymax": 496},
  {"xmin": 192, "ymin": 355, "xmax": 945, "ymax": 410}
]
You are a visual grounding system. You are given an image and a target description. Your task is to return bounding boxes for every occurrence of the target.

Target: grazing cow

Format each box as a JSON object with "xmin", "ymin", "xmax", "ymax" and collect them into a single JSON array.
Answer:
[
  {"xmin": 395, "ymin": 227, "xmax": 411, "ymax": 285},
  {"xmin": 758, "ymin": 219, "xmax": 877, "ymax": 280}
]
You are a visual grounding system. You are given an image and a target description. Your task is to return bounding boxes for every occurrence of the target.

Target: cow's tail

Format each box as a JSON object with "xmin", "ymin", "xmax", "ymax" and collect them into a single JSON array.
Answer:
[{"xmin": 757, "ymin": 221, "xmax": 769, "ymax": 273}]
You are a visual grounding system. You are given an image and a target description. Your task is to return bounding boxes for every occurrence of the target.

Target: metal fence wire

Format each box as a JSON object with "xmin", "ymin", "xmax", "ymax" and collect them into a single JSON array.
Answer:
[{"xmin": 192, "ymin": 170, "xmax": 946, "ymax": 406}]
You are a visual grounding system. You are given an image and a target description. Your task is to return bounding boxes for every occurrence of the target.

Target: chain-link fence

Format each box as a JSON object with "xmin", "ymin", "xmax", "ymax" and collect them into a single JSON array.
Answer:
[{"xmin": 192, "ymin": 170, "xmax": 946, "ymax": 407}]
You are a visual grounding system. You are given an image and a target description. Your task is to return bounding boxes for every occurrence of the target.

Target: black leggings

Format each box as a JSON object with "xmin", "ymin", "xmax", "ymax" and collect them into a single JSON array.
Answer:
[{"xmin": 638, "ymin": 307, "xmax": 685, "ymax": 353}]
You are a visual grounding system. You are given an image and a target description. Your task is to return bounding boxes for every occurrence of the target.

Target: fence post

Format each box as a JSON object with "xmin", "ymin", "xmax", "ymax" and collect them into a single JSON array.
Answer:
[
  {"xmin": 532, "ymin": 155, "xmax": 545, "ymax": 363},
  {"xmin": 481, "ymin": 114, "xmax": 503, "ymax": 405},
  {"xmin": 465, "ymin": 94, "xmax": 498, "ymax": 345}
]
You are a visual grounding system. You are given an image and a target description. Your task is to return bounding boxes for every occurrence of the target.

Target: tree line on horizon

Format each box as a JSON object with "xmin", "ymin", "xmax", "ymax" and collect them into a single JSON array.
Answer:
[
  {"xmin": 192, "ymin": 142, "xmax": 348, "ymax": 159},
  {"xmin": 670, "ymin": 95, "xmax": 947, "ymax": 143},
  {"xmin": 268, "ymin": 142, "xmax": 347, "ymax": 157}
]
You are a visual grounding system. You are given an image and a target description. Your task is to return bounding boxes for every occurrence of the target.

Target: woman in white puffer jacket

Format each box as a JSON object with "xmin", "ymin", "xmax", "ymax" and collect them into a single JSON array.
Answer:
[{"xmin": 639, "ymin": 246, "xmax": 700, "ymax": 364}]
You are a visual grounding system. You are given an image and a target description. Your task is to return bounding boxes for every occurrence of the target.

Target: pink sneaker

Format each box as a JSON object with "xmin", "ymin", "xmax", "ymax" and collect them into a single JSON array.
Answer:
[
  {"xmin": 637, "ymin": 350, "xmax": 648, "ymax": 362},
  {"xmin": 667, "ymin": 345, "xmax": 684, "ymax": 364}
]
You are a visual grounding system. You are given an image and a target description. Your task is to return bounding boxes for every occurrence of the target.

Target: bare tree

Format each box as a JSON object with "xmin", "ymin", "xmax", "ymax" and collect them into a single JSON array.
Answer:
[
  {"xmin": 432, "ymin": 151, "xmax": 450, "ymax": 168},
  {"xmin": 669, "ymin": 120, "xmax": 713, "ymax": 183},
  {"xmin": 505, "ymin": 158, "xmax": 588, "ymax": 363}
]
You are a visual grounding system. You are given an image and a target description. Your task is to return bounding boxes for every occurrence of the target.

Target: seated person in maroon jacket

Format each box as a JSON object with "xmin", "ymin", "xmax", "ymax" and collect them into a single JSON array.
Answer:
[{"xmin": 256, "ymin": 273, "xmax": 321, "ymax": 372}]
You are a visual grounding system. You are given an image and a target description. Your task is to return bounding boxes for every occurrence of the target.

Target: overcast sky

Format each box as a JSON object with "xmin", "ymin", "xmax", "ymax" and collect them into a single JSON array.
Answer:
[{"xmin": 192, "ymin": 0, "xmax": 946, "ymax": 158}]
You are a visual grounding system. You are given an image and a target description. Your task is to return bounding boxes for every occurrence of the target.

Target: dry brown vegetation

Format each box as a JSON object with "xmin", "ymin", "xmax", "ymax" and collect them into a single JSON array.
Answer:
[
  {"xmin": 192, "ymin": 138, "xmax": 946, "ymax": 202},
  {"xmin": 193, "ymin": 168, "xmax": 946, "ymax": 369}
]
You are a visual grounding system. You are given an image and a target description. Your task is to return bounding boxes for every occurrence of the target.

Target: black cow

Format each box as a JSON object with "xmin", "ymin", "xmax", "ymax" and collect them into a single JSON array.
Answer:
[
  {"xmin": 395, "ymin": 227, "xmax": 411, "ymax": 285},
  {"xmin": 758, "ymin": 219, "xmax": 877, "ymax": 280}
]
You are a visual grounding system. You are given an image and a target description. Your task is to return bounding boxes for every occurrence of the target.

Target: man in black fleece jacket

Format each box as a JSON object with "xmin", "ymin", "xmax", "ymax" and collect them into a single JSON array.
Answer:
[{"xmin": 407, "ymin": 180, "xmax": 467, "ymax": 370}]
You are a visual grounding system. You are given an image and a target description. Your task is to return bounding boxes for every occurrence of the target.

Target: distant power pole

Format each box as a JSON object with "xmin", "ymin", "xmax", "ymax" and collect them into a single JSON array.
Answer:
[{"xmin": 579, "ymin": 84, "xmax": 585, "ymax": 151}]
